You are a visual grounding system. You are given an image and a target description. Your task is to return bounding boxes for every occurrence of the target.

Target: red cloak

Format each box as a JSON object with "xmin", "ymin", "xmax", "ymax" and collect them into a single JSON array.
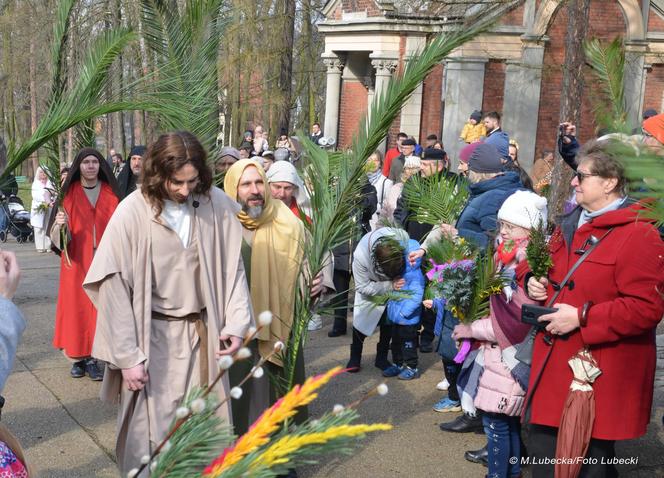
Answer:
[{"xmin": 53, "ymin": 182, "xmax": 119, "ymax": 358}]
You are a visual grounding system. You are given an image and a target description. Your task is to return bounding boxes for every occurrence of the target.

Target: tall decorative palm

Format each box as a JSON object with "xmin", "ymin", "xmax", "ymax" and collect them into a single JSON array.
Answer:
[
  {"xmin": 138, "ymin": 0, "xmax": 227, "ymax": 155},
  {"xmin": 280, "ymin": 1, "xmax": 522, "ymax": 392}
]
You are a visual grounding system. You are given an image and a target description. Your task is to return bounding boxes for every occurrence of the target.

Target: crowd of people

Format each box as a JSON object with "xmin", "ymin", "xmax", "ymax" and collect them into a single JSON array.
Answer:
[{"xmin": 0, "ymin": 107, "xmax": 661, "ymax": 477}]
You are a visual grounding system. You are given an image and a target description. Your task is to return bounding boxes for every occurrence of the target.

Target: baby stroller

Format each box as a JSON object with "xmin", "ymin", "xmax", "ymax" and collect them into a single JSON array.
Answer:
[{"xmin": 0, "ymin": 194, "xmax": 34, "ymax": 243}]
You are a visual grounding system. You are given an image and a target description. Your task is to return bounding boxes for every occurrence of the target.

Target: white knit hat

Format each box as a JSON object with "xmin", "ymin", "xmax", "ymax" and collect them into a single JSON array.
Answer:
[{"xmin": 497, "ymin": 190, "xmax": 548, "ymax": 230}]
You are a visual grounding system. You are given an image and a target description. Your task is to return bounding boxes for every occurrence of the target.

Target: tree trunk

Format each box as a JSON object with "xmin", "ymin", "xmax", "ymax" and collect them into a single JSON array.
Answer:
[
  {"xmin": 276, "ymin": 0, "xmax": 295, "ymax": 134},
  {"xmin": 549, "ymin": 0, "xmax": 591, "ymax": 220},
  {"xmin": 29, "ymin": 34, "xmax": 38, "ymax": 178}
]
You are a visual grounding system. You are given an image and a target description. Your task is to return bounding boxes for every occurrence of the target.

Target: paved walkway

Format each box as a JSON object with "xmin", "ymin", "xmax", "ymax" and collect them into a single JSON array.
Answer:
[{"xmin": 2, "ymin": 240, "xmax": 664, "ymax": 477}]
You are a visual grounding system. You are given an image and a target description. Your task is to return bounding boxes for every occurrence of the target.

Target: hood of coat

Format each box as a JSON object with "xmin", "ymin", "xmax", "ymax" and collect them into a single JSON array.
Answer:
[
  {"xmin": 558, "ymin": 198, "xmax": 651, "ymax": 248},
  {"xmin": 469, "ymin": 171, "xmax": 522, "ymax": 197}
]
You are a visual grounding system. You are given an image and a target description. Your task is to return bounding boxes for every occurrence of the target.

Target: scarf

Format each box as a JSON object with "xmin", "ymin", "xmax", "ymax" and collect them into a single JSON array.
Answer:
[
  {"xmin": 457, "ymin": 254, "xmax": 533, "ymax": 414},
  {"xmin": 224, "ymin": 159, "xmax": 305, "ymax": 364},
  {"xmin": 578, "ymin": 196, "xmax": 626, "ymax": 227},
  {"xmin": 367, "ymin": 169, "xmax": 382, "ymax": 185}
]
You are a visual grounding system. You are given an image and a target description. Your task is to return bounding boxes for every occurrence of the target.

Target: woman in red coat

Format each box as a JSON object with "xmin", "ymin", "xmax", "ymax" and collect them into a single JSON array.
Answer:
[
  {"xmin": 526, "ymin": 139, "xmax": 664, "ymax": 477},
  {"xmin": 48, "ymin": 148, "xmax": 120, "ymax": 380}
]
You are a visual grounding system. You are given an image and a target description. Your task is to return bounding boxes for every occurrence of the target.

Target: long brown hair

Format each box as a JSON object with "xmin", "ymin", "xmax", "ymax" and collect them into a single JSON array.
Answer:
[{"xmin": 141, "ymin": 131, "xmax": 213, "ymax": 216}]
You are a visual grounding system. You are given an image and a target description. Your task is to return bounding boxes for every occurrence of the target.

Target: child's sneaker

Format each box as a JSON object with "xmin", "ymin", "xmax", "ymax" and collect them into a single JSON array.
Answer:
[
  {"xmin": 397, "ymin": 366, "xmax": 420, "ymax": 380},
  {"xmin": 436, "ymin": 378, "xmax": 450, "ymax": 391},
  {"xmin": 433, "ymin": 397, "xmax": 461, "ymax": 412},
  {"xmin": 382, "ymin": 364, "xmax": 402, "ymax": 378}
]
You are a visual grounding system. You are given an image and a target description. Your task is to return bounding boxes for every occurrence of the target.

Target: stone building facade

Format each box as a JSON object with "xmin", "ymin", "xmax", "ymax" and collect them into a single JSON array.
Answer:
[{"xmin": 318, "ymin": 0, "xmax": 664, "ymax": 171}]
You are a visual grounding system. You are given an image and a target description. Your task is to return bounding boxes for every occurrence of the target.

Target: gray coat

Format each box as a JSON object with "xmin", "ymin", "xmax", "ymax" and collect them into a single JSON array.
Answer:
[
  {"xmin": 351, "ymin": 227, "xmax": 408, "ymax": 336},
  {"xmin": 0, "ymin": 297, "xmax": 25, "ymax": 394}
]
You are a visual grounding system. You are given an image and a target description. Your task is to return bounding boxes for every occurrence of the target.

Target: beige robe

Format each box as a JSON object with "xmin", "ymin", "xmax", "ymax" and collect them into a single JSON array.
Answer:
[{"xmin": 83, "ymin": 187, "xmax": 253, "ymax": 475}]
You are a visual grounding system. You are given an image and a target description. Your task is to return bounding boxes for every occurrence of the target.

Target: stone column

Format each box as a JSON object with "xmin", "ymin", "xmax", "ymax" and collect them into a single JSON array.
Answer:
[
  {"xmin": 624, "ymin": 41, "xmax": 648, "ymax": 128},
  {"xmin": 370, "ymin": 53, "xmax": 398, "ymax": 152},
  {"xmin": 442, "ymin": 58, "xmax": 488, "ymax": 165},
  {"xmin": 502, "ymin": 39, "xmax": 546, "ymax": 172},
  {"xmin": 322, "ymin": 53, "xmax": 345, "ymax": 144}
]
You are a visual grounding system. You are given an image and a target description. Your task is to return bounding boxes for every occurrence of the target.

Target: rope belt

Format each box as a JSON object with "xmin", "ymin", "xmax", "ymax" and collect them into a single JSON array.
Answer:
[{"xmin": 152, "ymin": 310, "xmax": 209, "ymax": 387}]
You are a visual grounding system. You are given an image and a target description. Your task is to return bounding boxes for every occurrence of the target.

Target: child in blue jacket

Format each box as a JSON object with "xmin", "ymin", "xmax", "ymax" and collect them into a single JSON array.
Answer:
[{"xmin": 384, "ymin": 238, "xmax": 426, "ymax": 380}]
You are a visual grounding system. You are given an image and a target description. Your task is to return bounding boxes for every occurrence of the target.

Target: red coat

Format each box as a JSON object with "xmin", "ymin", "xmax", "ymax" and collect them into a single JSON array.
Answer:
[
  {"xmin": 382, "ymin": 147, "xmax": 400, "ymax": 177},
  {"xmin": 53, "ymin": 182, "xmax": 119, "ymax": 358},
  {"xmin": 528, "ymin": 203, "xmax": 664, "ymax": 440}
]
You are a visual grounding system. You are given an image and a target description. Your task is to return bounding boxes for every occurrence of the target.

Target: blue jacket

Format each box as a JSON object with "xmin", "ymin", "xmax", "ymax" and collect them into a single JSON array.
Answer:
[
  {"xmin": 456, "ymin": 171, "xmax": 523, "ymax": 250},
  {"xmin": 0, "ymin": 297, "xmax": 25, "ymax": 394},
  {"xmin": 485, "ymin": 129, "xmax": 510, "ymax": 159},
  {"xmin": 387, "ymin": 239, "xmax": 425, "ymax": 326}
]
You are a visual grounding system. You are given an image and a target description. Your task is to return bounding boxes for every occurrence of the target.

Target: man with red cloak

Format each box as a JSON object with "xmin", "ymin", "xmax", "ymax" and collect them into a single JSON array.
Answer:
[{"xmin": 48, "ymin": 148, "xmax": 120, "ymax": 380}]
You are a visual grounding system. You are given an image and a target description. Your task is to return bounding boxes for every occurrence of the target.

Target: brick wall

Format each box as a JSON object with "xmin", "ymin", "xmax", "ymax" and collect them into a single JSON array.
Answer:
[
  {"xmin": 482, "ymin": 60, "xmax": 506, "ymax": 115},
  {"xmin": 419, "ymin": 64, "xmax": 444, "ymax": 144},
  {"xmin": 338, "ymin": 80, "xmax": 368, "ymax": 148},
  {"xmin": 644, "ymin": 65, "xmax": 664, "ymax": 114},
  {"xmin": 499, "ymin": 2, "xmax": 525, "ymax": 26},
  {"xmin": 534, "ymin": 0, "xmax": 626, "ymax": 160},
  {"xmin": 649, "ymin": 6, "xmax": 664, "ymax": 31},
  {"xmin": 341, "ymin": 0, "xmax": 381, "ymax": 16}
]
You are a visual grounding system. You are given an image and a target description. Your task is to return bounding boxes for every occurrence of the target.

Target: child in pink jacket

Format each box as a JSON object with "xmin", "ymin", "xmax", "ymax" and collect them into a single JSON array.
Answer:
[{"xmin": 453, "ymin": 190, "xmax": 548, "ymax": 478}]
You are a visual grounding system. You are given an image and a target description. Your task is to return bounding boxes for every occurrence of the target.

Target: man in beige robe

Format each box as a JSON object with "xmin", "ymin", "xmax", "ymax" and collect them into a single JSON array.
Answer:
[{"xmin": 83, "ymin": 132, "xmax": 252, "ymax": 476}]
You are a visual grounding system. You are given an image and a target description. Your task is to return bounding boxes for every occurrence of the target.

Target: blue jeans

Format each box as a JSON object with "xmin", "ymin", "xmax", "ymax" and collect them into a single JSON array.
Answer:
[{"xmin": 483, "ymin": 412, "xmax": 521, "ymax": 478}]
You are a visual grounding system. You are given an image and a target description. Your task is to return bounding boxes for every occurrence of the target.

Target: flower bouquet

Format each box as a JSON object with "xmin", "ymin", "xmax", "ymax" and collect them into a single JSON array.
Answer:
[{"xmin": 425, "ymin": 237, "xmax": 506, "ymax": 363}]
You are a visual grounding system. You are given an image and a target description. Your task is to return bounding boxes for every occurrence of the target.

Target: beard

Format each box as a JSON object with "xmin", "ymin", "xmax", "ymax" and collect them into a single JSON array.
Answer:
[{"xmin": 240, "ymin": 194, "xmax": 264, "ymax": 219}]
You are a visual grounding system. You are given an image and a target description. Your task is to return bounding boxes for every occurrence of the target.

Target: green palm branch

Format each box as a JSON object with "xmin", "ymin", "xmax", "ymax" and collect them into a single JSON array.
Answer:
[
  {"xmin": 464, "ymin": 250, "xmax": 507, "ymax": 324},
  {"xmin": 583, "ymin": 38, "xmax": 664, "ymax": 225},
  {"xmin": 138, "ymin": 0, "xmax": 227, "ymax": 154},
  {"xmin": 584, "ymin": 37, "xmax": 628, "ymax": 132},
  {"xmin": 278, "ymin": 1, "xmax": 521, "ymax": 393},
  {"xmin": 1, "ymin": 0, "xmax": 177, "ymax": 180},
  {"xmin": 403, "ymin": 173, "xmax": 468, "ymax": 226}
]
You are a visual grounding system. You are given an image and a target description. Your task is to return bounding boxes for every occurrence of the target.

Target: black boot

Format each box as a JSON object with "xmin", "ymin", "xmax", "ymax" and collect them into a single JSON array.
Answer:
[
  {"xmin": 346, "ymin": 328, "xmax": 364, "ymax": 373},
  {"xmin": 464, "ymin": 445, "xmax": 488, "ymax": 466},
  {"xmin": 439, "ymin": 413, "xmax": 484, "ymax": 433}
]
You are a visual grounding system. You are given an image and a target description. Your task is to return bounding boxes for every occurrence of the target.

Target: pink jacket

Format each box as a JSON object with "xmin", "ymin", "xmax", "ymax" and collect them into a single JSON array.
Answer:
[{"xmin": 470, "ymin": 318, "xmax": 525, "ymax": 416}]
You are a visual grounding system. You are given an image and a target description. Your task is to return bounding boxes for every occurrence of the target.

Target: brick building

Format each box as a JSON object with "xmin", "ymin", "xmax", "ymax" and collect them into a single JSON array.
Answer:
[{"xmin": 318, "ymin": 0, "xmax": 664, "ymax": 171}]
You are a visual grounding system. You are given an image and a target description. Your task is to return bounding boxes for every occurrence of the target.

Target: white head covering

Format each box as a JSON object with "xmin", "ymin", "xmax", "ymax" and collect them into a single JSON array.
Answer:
[
  {"xmin": 497, "ymin": 190, "xmax": 548, "ymax": 230},
  {"xmin": 30, "ymin": 167, "xmax": 54, "ymax": 228},
  {"xmin": 266, "ymin": 161, "xmax": 312, "ymax": 217}
]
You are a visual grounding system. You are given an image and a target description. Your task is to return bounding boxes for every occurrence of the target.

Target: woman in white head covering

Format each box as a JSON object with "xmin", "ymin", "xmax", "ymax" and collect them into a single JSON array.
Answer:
[{"xmin": 30, "ymin": 167, "xmax": 54, "ymax": 252}]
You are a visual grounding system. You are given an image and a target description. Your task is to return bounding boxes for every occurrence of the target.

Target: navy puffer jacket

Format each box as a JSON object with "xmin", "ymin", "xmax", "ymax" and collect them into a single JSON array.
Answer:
[{"xmin": 456, "ymin": 171, "xmax": 523, "ymax": 250}]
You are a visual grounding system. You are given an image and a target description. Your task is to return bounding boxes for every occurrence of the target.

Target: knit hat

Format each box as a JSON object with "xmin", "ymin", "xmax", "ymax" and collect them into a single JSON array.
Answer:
[
  {"xmin": 642, "ymin": 112, "xmax": 664, "ymax": 144},
  {"xmin": 497, "ymin": 190, "xmax": 548, "ymax": 230},
  {"xmin": 643, "ymin": 108, "xmax": 658, "ymax": 120},
  {"xmin": 128, "ymin": 145, "xmax": 146, "ymax": 158},
  {"xmin": 468, "ymin": 143, "xmax": 502, "ymax": 173},
  {"xmin": 274, "ymin": 147, "xmax": 290, "ymax": 162},
  {"xmin": 218, "ymin": 146, "xmax": 241, "ymax": 161},
  {"xmin": 401, "ymin": 138, "xmax": 416, "ymax": 146},
  {"xmin": 459, "ymin": 142, "xmax": 480, "ymax": 164},
  {"xmin": 422, "ymin": 147, "xmax": 446, "ymax": 161},
  {"xmin": 470, "ymin": 110, "xmax": 482, "ymax": 122}
]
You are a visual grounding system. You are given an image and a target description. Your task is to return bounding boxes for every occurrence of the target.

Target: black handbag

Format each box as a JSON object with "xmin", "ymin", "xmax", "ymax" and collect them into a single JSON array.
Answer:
[{"xmin": 514, "ymin": 228, "xmax": 614, "ymax": 366}]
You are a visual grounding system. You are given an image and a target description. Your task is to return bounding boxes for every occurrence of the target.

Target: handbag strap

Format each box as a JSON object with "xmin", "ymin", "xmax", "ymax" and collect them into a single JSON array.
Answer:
[
  {"xmin": 522, "ymin": 226, "xmax": 614, "ymax": 424},
  {"xmin": 545, "ymin": 227, "xmax": 614, "ymax": 307}
]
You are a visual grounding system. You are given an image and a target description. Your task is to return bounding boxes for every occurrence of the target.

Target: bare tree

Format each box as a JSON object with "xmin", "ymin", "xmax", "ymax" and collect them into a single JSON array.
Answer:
[{"xmin": 550, "ymin": 0, "xmax": 591, "ymax": 219}]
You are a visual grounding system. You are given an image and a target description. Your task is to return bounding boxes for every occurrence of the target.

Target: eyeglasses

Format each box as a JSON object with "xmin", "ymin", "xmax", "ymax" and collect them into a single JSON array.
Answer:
[
  {"xmin": 574, "ymin": 171, "xmax": 600, "ymax": 183},
  {"xmin": 497, "ymin": 221, "xmax": 518, "ymax": 232}
]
